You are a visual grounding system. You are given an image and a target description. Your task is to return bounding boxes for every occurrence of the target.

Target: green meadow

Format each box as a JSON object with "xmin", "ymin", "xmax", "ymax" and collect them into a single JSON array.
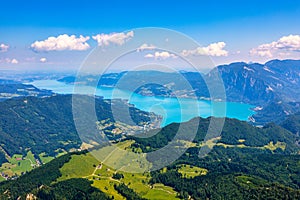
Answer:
[{"xmin": 57, "ymin": 142, "xmax": 179, "ymax": 200}]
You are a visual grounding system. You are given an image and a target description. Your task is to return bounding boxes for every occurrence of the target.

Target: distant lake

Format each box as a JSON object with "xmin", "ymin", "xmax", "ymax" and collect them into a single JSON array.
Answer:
[{"xmin": 28, "ymin": 80, "xmax": 255, "ymax": 126}]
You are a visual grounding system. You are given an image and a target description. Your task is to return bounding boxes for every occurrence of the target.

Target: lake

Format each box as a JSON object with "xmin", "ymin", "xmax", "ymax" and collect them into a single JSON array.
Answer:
[{"xmin": 28, "ymin": 80, "xmax": 255, "ymax": 126}]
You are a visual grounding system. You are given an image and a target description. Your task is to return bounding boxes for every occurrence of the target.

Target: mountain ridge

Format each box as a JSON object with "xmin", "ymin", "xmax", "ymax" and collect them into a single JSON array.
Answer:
[{"xmin": 57, "ymin": 59, "xmax": 300, "ymax": 125}]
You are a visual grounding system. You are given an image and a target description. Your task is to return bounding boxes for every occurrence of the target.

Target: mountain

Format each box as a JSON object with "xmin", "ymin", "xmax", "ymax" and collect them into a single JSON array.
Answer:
[
  {"xmin": 0, "ymin": 79, "xmax": 18, "ymax": 85},
  {"xmin": 57, "ymin": 59, "xmax": 300, "ymax": 125},
  {"xmin": 130, "ymin": 117, "xmax": 300, "ymax": 155},
  {"xmin": 58, "ymin": 59, "xmax": 300, "ymax": 104},
  {"xmin": 209, "ymin": 60, "xmax": 300, "ymax": 104},
  {"xmin": 213, "ymin": 59, "xmax": 300, "ymax": 125},
  {"xmin": 280, "ymin": 112, "xmax": 300, "ymax": 135},
  {"xmin": 0, "ymin": 81, "xmax": 53, "ymax": 101},
  {"xmin": 0, "ymin": 116, "xmax": 299, "ymax": 199},
  {"xmin": 0, "ymin": 153, "xmax": 111, "ymax": 200},
  {"xmin": 58, "ymin": 71, "xmax": 127, "ymax": 87},
  {"xmin": 59, "ymin": 71, "xmax": 208, "ymax": 98},
  {"xmin": 0, "ymin": 94, "xmax": 158, "ymax": 163},
  {"xmin": 251, "ymin": 101, "xmax": 300, "ymax": 125},
  {"xmin": 1, "ymin": 60, "xmax": 300, "ymax": 199}
]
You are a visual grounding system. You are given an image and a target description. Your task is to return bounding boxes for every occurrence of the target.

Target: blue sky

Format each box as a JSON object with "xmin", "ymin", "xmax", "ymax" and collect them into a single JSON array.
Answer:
[{"xmin": 1, "ymin": 0, "xmax": 300, "ymax": 71}]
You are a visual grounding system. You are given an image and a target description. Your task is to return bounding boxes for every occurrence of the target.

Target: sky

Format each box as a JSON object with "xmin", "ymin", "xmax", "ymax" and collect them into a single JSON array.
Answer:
[{"xmin": 1, "ymin": 0, "xmax": 300, "ymax": 72}]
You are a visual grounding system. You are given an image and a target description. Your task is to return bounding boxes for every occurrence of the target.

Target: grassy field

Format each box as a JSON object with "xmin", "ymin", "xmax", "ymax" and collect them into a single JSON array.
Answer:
[
  {"xmin": 263, "ymin": 141, "xmax": 286, "ymax": 151},
  {"xmin": 90, "ymin": 164, "xmax": 124, "ymax": 199},
  {"xmin": 0, "ymin": 151, "xmax": 39, "ymax": 177},
  {"xmin": 92, "ymin": 164, "xmax": 179, "ymax": 200},
  {"xmin": 58, "ymin": 153, "xmax": 99, "ymax": 181},
  {"xmin": 57, "ymin": 148, "xmax": 179, "ymax": 200},
  {"xmin": 91, "ymin": 140, "xmax": 152, "ymax": 173},
  {"xmin": 0, "ymin": 176, "xmax": 5, "ymax": 181},
  {"xmin": 201, "ymin": 137, "xmax": 221, "ymax": 149},
  {"xmin": 216, "ymin": 140, "xmax": 286, "ymax": 152},
  {"xmin": 143, "ymin": 184, "xmax": 179, "ymax": 200},
  {"xmin": 0, "ymin": 149, "xmax": 69, "ymax": 181},
  {"xmin": 92, "ymin": 178, "xmax": 125, "ymax": 200},
  {"xmin": 202, "ymin": 137, "xmax": 287, "ymax": 152},
  {"xmin": 39, "ymin": 152, "xmax": 54, "ymax": 164},
  {"xmin": 177, "ymin": 164, "xmax": 208, "ymax": 178}
]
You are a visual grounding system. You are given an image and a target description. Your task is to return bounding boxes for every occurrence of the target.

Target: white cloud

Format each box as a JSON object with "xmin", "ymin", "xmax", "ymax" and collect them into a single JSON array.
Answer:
[
  {"xmin": 11, "ymin": 58, "xmax": 18, "ymax": 64},
  {"xmin": 144, "ymin": 53, "xmax": 154, "ymax": 58},
  {"xmin": 1, "ymin": 58, "xmax": 19, "ymax": 64},
  {"xmin": 182, "ymin": 42, "xmax": 228, "ymax": 57},
  {"xmin": 137, "ymin": 43, "xmax": 156, "ymax": 52},
  {"xmin": 144, "ymin": 51, "xmax": 177, "ymax": 60},
  {"xmin": 92, "ymin": 31, "xmax": 134, "ymax": 46},
  {"xmin": 31, "ymin": 34, "xmax": 90, "ymax": 52},
  {"xmin": 40, "ymin": 57, "xmax": 47, "ymax": 63},
  {"xmin": 250, "ymin": 35, "xmax": 300, "ymax": 57},
  {"xmin": 250, "ymin": 42, "xmax": 275, "ymax": 57},
  {"xmin": 0, "ymin": 43, "xmax": 9, "ymax": 52},
  {"xmin": 250, "ymin": 47, "xmax": 272, "ymax": 57}
]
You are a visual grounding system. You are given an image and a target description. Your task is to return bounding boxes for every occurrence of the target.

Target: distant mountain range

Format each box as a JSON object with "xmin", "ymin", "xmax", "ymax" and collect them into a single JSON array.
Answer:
[
  {"xmin": 210, "ymin": 60, "xmax": 300, "ymax": 103},
  {"xmin": 0, "ymin": 79, "xmax": 52, "ymax": 101},
  {"xmin": 213, "ymin": 60, "xmax": 300, "ymax": 125},
  {"xmin": 58, "ymin": 59, "xmax": 300, "ymax": 125}
]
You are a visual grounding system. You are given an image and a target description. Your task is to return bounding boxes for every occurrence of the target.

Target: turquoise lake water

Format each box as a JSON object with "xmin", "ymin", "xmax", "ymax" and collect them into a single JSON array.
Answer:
[{"xmin": 28, "ymin": 80, "xmax": 255, "ymax": 126}]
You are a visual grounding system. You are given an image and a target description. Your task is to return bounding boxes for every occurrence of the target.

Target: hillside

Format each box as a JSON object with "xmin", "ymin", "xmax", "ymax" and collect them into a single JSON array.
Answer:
[
  {"xmin": 0, "ymin": 94, "xmax": 158, "ymax": 168},
  {"xmin": 130, "ymin": 117, "xmax": 300, "ymax": 155},
  {"xmin": 0, "ymin": 116, "xmax": 299, "ymax": 199},
  {"xmin": 209, "ymin": 60, "xmax": 300, "ymax": 104},
  {"xmin": 280, "ymin": 112, "xmax": 300, "ymax": 135}
]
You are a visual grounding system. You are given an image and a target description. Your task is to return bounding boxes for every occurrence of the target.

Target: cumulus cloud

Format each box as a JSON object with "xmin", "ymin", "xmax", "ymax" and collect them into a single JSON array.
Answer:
[
  {"xmin": 144, "ymin": 51, "xmax": 177, "ymax": 60},
  {"xmin": 31, "ymin": 34, "xmax": 90, "ymax": 52},
  {"xmin": 250, "ymin": 47, "xmax": 272, "ymax": 57},
  {"xmin": 144, "ymin": 53, "xmax": 154, "ymax": 58},
  {"xmin": 182, "ymin": 42, "xmax": 228, "ymax": 57},
  {"xmin": 0, "ymin": 43, "xmax": 9, "ymax": 52},
  {"xmin": 11, "ymin": 58, "xmax": 18, "ymax": 64},
  {"xmin": 1, "ymin": 58, "xmax": 19, "ymax": 64},
  {"xmin": 250, "ymin": 35, "xmax": 300, "ymax": 57},
  {"xmin": 92, "ymin": 31, "xmax": 134, "ymax": 46},
  {"xmin": 137, "ymin": 43, "xmax": 156, "ymax": 52},
  {"xmin": 40, "ymin": 57, "xmax": 47, "ymax": 63}
]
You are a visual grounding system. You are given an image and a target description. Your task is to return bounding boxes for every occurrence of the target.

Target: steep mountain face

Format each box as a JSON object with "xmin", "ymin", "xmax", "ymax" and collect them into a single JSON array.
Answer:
[
  {"xmin": 205, "ymin": 60, "xmax": 300, "ymax": 125},
  {"xmin": 251, "ymin": 101, "xmax": 300, "ymax": 125},
  {"xmin": 209, "ymin": 60, "xmax": 300, "ymax": 104}
]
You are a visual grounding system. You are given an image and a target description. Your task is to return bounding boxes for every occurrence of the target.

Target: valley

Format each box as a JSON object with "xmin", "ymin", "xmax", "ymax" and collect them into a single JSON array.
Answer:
[
  {"xmin": 0, "ymin": 60, "xmax": 300, "ymax": 199},
  {"xmin": 0, "ymin": 112, "xmax": 299, "ymax": 199},
  {"xmin": 2, "ymin": 1, "xmax": 300, "ymax": 199},
  {"xmin": 57, "ymin": 59, "xmax": 300, "ymax": 126}
]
